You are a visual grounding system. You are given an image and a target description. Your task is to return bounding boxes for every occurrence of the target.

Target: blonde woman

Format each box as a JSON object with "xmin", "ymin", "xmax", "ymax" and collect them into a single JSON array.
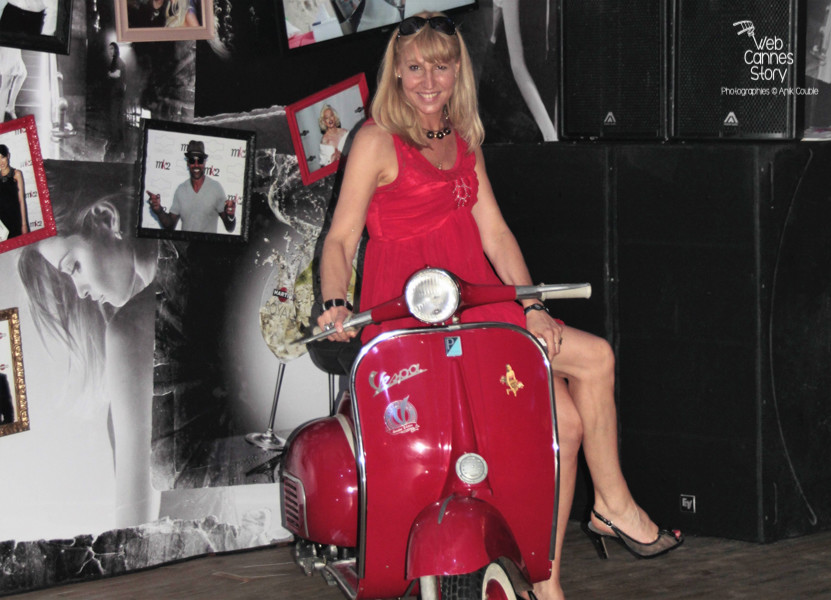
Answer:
[
  {"xmin": 165, "ymin": 0, "xmax": 199, "ymax": 27},
  {"xmin": 318, "ymin": 104, "xmax": 349, "ymax": 166},
  {"xmin": 316, "ymin": 12, "xmax": 682, "ymax": 599}
]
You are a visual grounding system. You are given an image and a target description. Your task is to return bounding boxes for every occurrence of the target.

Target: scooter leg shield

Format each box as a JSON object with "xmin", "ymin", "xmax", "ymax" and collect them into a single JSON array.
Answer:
[
  {"xmin": 280, "ymin": 414, "xmax": 358, "ymax": 547},
  {"xmin": 406, "ymin": 496, "xmax": 523, "ymax": 579}
]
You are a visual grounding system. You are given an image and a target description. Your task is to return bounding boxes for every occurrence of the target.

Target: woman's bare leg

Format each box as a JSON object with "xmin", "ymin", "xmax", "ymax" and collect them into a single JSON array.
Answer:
[
  {"xmin": 550, "ymin": 326, "xmax": 660, "ymax": 543},
  {"xmin": 528, "ymin": 376, "xmax": 581, "ymax": 600}
]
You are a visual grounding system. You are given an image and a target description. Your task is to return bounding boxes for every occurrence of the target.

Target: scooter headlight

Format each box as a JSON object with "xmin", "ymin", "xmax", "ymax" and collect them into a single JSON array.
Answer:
[{"xmin": 404, "ymin": 268, "xmax": 460, "ymax": 324}]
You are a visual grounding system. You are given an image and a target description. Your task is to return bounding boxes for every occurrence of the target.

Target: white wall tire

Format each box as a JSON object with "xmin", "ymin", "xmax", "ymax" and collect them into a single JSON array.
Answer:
[{"xmin": 481, "ymin": 562, "xmax": 517, "ymax": 600}]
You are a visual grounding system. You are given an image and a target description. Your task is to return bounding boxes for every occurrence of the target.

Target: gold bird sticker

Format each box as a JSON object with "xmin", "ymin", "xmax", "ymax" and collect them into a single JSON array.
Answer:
[{"xmin": 500, "ymin": 364, "xmax": 524, "ymax": 396}]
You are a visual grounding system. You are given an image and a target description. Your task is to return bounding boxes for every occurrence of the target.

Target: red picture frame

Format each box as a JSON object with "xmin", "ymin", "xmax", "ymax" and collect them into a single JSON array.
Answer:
[
  {"xmin": 286, "ymin": 73, "xmax": 369, "ymax": 185},
  {"xmin": 0, "ymin": 115, "xmax": 56, "ymax": 255}
]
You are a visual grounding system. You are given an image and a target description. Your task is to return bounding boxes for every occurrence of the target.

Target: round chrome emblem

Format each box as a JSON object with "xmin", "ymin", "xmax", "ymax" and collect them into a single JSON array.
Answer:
[{"xmin": 455, "ymin": 453, "xmax": 488, "ymax": 485}]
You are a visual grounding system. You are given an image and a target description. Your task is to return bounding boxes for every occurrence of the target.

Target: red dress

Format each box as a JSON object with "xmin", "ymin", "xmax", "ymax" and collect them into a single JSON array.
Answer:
[{"xmin": 360, "ymin": 131, "xmax": 525, "ymax": 342}]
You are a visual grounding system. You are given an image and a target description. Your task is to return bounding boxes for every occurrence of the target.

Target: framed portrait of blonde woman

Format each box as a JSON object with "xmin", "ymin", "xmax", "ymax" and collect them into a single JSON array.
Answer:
[
  {"xmin": 0, "ymin": 307, "xmax": 29, "ymax": 437},
  {"xmin": 114, "ymin": 0, "xmax": 215, "ymax": 42},
  {"xmin": 286, "ymin": 72, "xmax": 369, "ymax": 185}
]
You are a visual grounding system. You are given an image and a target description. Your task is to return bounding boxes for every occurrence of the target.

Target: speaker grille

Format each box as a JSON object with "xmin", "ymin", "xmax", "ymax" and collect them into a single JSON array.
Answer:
[
  {"xmin": 561, "ymin": 0, "xmax": 667, "ymax": 139},
  {"xmin": 673, "ymin": 0, "xmax": 800, "ymax": 139}
]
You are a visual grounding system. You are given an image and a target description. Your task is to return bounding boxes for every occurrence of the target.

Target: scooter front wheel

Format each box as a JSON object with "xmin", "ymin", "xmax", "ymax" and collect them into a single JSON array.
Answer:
[{"xmin": 438, "ymin": 562, "xmax": 517, "ymax": 600}]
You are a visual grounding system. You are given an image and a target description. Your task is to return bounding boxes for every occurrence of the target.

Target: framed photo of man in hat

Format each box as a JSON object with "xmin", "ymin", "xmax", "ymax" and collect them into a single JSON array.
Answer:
[{"xmin": 136, "ymin": 119, "xmax": 255, "ymax": 243}]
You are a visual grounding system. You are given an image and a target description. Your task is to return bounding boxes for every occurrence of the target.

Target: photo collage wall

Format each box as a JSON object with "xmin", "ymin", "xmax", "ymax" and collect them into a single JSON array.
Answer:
[{"xmin": 0, "ymin": 0, "xmax": 563, "ymax": 594}]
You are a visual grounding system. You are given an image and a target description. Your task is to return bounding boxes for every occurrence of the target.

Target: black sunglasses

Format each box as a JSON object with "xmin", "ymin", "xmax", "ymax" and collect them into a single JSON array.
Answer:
[
  {"xmin": 187, "ymin": 156, "xmax": 205, "ymax": 164},
  {"xmin": 397, "ymin": 16, "xmax": 456, "ymax": 38}
]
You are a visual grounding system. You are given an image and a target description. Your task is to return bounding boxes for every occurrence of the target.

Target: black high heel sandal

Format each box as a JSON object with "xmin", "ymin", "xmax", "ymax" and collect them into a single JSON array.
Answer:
[{"xmin": 582, "ymin": 508, "xmax": 684, "ymax": 559}]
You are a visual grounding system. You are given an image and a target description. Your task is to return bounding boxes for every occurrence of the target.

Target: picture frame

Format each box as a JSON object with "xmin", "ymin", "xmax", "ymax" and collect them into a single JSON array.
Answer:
[
  {"xmin": 277, "ymin": 0, "xmax": 477, "ymax": 51},
  {"xmin": 113, "ymin": 0, "xmax": 215, "ymax": 42},
  {"xmin": 0, "ymin": 115, "xmax": 56, "ymax": 256},
  {"xmin": 0, "ymin": 0, "xmax": 73, "ymax": 54},
  {"xmin": 136, "ymin": 119, "xmax": 255, "ymax": 243},
  {"xmin": 286, "ymin": 73, "xmax": 369, "ymax": 185},
  {"xmin": 0, "ymin": 308, "xmax": 29, "ymax": 437}
]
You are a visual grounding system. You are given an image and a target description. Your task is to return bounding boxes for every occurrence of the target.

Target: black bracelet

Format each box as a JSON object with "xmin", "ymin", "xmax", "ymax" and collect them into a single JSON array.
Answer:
[
  {"xmin": 523, "ymin": 303, "xmax": 549, "ymax": 315},
  {"xmin": 323, "ymin": 298, "xmax": 353, "ymax": 311}
]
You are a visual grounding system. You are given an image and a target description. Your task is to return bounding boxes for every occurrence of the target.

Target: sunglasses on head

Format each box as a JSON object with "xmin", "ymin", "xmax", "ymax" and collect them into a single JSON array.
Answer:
[
  {"xmin": 397, "ymin": 16, "xmax": 456, "ymax": 38},
  {"xmin": 187, "ymin": 156, "xmax": 205, "ymax": 164}
]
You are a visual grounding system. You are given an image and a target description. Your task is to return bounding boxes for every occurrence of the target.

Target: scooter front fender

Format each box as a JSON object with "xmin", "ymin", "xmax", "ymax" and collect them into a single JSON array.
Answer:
[{"xmin": 406, "ymin": 496, "xmax": 523, "ymax": 579}]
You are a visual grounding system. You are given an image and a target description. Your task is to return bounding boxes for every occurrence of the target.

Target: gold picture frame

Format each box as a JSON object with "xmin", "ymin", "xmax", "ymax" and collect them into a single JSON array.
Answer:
[{"xmin": 0, "ymin": 308, "xmax": 29, "ymax": 437}]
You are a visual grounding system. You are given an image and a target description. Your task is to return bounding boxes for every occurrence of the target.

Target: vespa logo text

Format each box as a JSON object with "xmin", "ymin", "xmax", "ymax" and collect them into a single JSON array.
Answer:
[
  {"xmin": 384, "ymin": 396, "xmax": 419, "ymax": 435},
  {"xmin": 370, "ymin": 363, "xmax": 427, "ymax": 396},
  {"xmin": 733, "ymin": 20, "xmax": 793, "ymax": 83}
]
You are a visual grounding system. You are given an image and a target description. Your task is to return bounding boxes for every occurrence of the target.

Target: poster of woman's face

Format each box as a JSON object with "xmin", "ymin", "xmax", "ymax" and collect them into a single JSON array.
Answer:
[
  {"xmin": 0, "ymin": 116, "xmax": 56, "ymax": 256},
  {"xmin": 136, "ymin": 119, "xmax": 254, "ymax": 242},
  {"xmin": 287, "ymin": 73, "xmax": 368, "ymax": 185},
  {"xmin": 114, "ymin": 0, "xmax": 215, "ymax": 42},
  {"xmin": 0, "ymin": 307, "xmax": 28, "ymax": 437},
  {"xmin": 0, "ymin": 0, "xmax": 72, "ymax": 53}
]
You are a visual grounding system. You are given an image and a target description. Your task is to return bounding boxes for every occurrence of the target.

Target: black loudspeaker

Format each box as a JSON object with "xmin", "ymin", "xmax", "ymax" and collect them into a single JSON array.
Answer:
[
  {"xmin": 483, "ymin": 144, "xmax": 611, "ymax": 349},
  {"xmin": 672, "ymin": 0, "xmax": 804, "ymax": 139},
  {"xmin": 559, "ymin": 0, "xmax": 668, "ymax": 140},
  {"xmin": 615, "ymin": 142, "xmax": 831, "ymax": 542},
  {"xmin": 483, "ymin": 143, "xmax": 611, "ymax": 520}
]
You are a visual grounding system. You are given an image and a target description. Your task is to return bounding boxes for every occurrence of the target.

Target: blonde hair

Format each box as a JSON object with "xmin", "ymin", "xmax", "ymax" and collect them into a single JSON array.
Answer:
[
  {"xmin": 166, "ymin": 0, "xmax": 191, "ymax": 27},
  {"xmin": 371, "ymin": 12, "xmax": 484, "ymax": 151},
  {"xmin": 318, "ymin": 104, "xmax": 341, "ymax": 133}
]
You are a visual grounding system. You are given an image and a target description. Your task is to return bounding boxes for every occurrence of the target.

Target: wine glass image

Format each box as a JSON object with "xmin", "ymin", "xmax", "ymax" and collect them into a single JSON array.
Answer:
[{"xmin": 245, "ymin": 258, "xmax": 315, "ymax": 451}]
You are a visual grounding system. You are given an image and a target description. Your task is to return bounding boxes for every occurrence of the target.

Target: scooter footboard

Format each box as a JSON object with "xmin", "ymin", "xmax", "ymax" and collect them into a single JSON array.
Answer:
[{"xmin": 406, "ymin": 496, "xmax": 522, "ymax": 578}]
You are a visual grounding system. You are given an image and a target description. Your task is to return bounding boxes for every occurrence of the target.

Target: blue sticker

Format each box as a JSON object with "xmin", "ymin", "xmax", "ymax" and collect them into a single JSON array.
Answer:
[{"xmin": 445, "ymin": 336, "xmax": 462, "ymax": 357}]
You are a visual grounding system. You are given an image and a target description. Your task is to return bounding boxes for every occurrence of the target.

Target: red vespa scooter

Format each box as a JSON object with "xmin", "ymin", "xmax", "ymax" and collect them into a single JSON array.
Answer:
[{"xmin": 281, "ymin": 267, "xmax": 590, "ymax": 599}]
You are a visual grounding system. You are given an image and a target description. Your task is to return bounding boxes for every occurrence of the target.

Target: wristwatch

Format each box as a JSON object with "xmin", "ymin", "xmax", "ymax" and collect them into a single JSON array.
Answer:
[
  {"xmin": 523, "ymin": 303, "xmax": 549, "ymax": 315},
  {"xmin": 323, "ymin": 298, "xmax": 354, "ymax": 311}
]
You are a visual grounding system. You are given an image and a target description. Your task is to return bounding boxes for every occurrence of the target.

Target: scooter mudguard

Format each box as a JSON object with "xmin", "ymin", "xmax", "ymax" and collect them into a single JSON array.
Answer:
[
  {"xmin": 280, "ymin": 414, "xmax": 358, "ymax": 547},
  {"xmin": 407, "ymin": 495, "xmax": 522, "ymax": 578},
  {"xmin": 350, "ymin": 323, "xmax": 557, "ymax": 599}
]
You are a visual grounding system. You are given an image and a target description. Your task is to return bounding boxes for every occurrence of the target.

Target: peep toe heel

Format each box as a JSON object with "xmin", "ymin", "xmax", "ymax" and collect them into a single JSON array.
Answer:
[{"xmin": 582, "ymin": 508, "xmax": 684, "ymax": 560}]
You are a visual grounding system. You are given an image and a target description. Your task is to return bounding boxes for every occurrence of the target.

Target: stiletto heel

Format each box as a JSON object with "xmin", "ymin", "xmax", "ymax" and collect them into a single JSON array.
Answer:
[
  {"xmin": 583, "ymin": 509, "xmax": 684, "ymax": 559},
  {"xmin": 580, "ymin": 520, "xmax": 609, "ymax": 559}
]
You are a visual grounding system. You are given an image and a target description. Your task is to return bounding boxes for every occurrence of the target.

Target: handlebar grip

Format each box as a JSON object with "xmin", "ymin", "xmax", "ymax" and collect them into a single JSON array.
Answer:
[
  {"xmin": 290, "ymin": 311, "xmax": 374, "ymax": 345},
  {"xmin": 539, "ymin": 283, "xmax": 592, "ymax": 300}
]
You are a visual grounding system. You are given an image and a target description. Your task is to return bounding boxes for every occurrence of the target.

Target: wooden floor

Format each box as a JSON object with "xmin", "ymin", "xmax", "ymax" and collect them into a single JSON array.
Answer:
[{"xmin": 11, "ymin": 521, "xmax": 831, "ymax": 599}]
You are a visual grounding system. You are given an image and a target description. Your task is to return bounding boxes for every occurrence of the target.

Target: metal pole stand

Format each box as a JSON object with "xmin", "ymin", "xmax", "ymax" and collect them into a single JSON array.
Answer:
[{"xmin": 245, "ymin": 361, "xmax": 287, "ymax": 451}]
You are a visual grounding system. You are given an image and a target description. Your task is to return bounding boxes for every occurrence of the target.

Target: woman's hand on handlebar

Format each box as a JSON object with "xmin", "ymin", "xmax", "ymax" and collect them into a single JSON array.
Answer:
[
  {"xmin": 317, "ymin": 306, "xmax": 358, "ymax": 343},
  {"xmin": 526, "ymin": 309, "xmax": 565, "ymax": 360}
]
